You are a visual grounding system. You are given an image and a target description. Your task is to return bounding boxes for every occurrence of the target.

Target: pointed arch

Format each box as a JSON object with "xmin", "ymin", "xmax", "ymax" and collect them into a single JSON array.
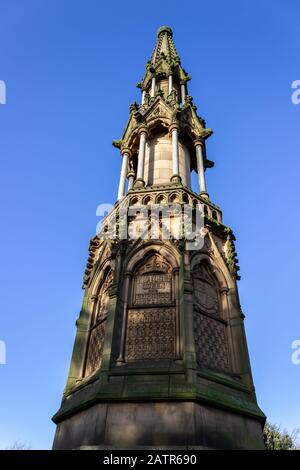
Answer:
[
  {"xmin": 125, "ymin": 240, "xmax": 181, "ymax": 274},
  {"xmin": 191, "ymin": 253, "xmax": 231, "ymax": 373},
  {"xmin": 190, "ymin": 251, "xmax": 228, "ymax": 291},
  {"xmin": 120, "ymin": 242, "xmax": 181, "ymax": 362},
  {"xmin": 84, "ymin": 263, "xmax": 113, "ymax": 377}
]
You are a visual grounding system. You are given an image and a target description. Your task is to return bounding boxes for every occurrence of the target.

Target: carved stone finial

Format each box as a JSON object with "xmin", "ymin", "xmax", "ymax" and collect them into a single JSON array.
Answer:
[
  {"xmin": 112, "ymin": 139, "xmax": 122, "ymax": 149},
  {"xmin": 157, "ymin": 25, "xmax": 173, "ymax": 37},
  {"xmin": 130, "ymin": 102, "xmax": 139, "ymax": 113}
]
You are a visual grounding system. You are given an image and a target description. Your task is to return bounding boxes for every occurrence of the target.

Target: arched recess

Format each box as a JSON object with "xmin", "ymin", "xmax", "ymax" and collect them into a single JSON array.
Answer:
[
  {"xmin": 190, "ymin": 253, "xmax": 231, "ymax": 373},
  {"xmin": 120, "ymin": 243, "xmax": 181, "ymax": 363},
  {"xmin": 84, "ymin": 265, "xmax": 113, "ymax": 377}
]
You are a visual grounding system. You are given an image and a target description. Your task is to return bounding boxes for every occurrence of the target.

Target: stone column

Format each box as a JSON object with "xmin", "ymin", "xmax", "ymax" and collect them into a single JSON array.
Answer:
[
  {"xmin": 168, "ymin": 74, "xmax": 173, "ymax": 95},
  {"xmin": 117, "ymin": 149, "xmax": 130, "ymax": 201},
  {"xmin": 220, "ymin": 286, "xmax": 237, "ymax": 372},
  {"xmin": 127, "ymin": 171, "xmax": 135, "ymax": 190},
  {"xmin": 181, "ymin": 82, "xmax": 186, "ymax": 105},
  {"xmin": 174, "ymin": 268, "xmax": 181, "ymax": 360},
  {"xmin": 170, "ymin": 123, "xmax": 181, "ymax": 183},
  {"xmin": 150, "ymin": 77, "xmax": 156, "ymax": 97},
  {"xmin": 134, "ymin": 127, "xmax": 148, "ymax": 188},
  {"xmin": 116, "ymin": 273, "xmax": 132, "ymax": 364},
  {"xmin": 141, "ymin": 90, "xmax": 145, "ymax": 106},
  {"xmin": 194, "ymin": 139, "xmax": 208, "ymax": 198}
]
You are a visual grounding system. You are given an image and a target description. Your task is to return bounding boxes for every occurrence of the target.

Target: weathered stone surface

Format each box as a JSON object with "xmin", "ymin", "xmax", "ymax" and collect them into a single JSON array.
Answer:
[{"xmin": 53, "ymin": 401, "xmax": 264, "ymax": 450}]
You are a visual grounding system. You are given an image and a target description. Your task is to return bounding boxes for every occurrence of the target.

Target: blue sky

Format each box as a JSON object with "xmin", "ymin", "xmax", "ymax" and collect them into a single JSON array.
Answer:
[{"xmin": 0, "ymin": 0, "xmax": 300, "ymax": 449}]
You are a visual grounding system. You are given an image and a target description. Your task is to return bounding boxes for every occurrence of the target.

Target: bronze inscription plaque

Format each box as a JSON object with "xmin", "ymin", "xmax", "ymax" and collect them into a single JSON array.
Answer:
[{"xmin": 133, "ymin": 273, "xmax": 171, "ymax": 305}]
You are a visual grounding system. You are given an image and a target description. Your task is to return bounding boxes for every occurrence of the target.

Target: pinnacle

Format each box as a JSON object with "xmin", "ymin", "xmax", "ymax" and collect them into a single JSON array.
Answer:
[
  {"xmin": 151, "ymin": 25, "xmax": 179, "ymax": 66},
  {"xmin": 157, "ymin": 26, "xmax": 173, "ymax": 37}
]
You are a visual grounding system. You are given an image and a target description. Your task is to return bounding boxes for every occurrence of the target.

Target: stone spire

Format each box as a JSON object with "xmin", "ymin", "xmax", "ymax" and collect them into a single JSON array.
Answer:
[
  {"xmin": 137, "ymin": 25, "xmax": 191, "ymax": 104},
  {"xmin": 151, "ymin": 26, "xmax": 179, "ymax": 65},
  {"xmin": 114, "ymin": 26, "xmax": 214, "ymax": 199}
]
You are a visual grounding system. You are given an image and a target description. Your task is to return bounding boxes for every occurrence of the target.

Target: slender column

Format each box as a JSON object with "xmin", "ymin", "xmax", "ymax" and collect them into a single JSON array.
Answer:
[
  {"xmin": 168, "ymin": 74, "xmax": 173, "ymax": 95},
  {"xmin": 181, "ymin": 83, "xmax": 186, "ymax": 104},
  {"xmin": 220, "ymin": 286, "xmax": 237, "ymax": 372},
  {"xmin": 195, "ymin": 140, "xmax": 208, "ymax": 198},
  {"xmin": 116, "ymin": 273, "xmax": 132, "ymax": 364},
  {"xmin": 150, "ymin": 77, "xmax": 156, "ymax": 97},
  {"xmin": 127, "ymin": 171, "xmax": 135, "ymax": 190},
  {"xmin": 170, "ymin": 123, "xmax": 181, "ymax": 183},
  {"xmin": 174, "ymin": 268, "xmax": 181, "ymax": 361},
  {"xmin": 172, "ymin": 128, "xmax": 179, "ymax": 175},
  {"xmin": 141, "ymin": 90, "xmax": 145, "ymax": 105},
  {"xmin": 134, "ymin": 127, "xmax": 148, "ymax": 188},
  {"xmin": 117, "ymin": 150, "xmax": 129, "ymax": 201},
  {"xmin": 183, "ymin": 250, "xmax": 198, "ymax": 377}
]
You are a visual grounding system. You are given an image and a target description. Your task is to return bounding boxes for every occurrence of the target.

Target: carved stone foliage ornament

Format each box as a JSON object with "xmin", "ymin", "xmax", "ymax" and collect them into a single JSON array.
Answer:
[{"xmin": 137, "ymin": 253, "xmax": 171, "ymax": 275}]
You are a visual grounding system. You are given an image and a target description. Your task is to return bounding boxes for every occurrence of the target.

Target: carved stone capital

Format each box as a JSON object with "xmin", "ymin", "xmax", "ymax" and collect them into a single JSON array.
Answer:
[
  {"xmin": 169, "ymin": 122, "xmax": 180, "ymax": 134},
  {"xmin": 121, "ymin": 147, "xmax": 132, "ymax": 157},
  {"xmin": 220, "ymin": 287, "xmax": 229, "ymax": 295},
  {"xmin": 138, "ymin": 125, "xmax": 149, "ymax": 137},
  {"xmin": 124, "ymin": 271, "xmax": 133, "ymax": 279},
  {"xmin": 194, "ymin": 138, "xmax": 204, "ymax": 148}
]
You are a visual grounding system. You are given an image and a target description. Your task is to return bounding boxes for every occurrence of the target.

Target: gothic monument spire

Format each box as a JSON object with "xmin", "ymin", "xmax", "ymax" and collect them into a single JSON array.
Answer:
[{"xmin": 52, "ymin": 26, "xmax": 265, "ymax": 450}]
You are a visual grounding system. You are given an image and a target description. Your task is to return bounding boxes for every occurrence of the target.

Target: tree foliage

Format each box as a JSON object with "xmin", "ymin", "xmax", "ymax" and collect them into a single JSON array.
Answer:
[
  {"xmin": 263, "ymin": 422, "xmax": 299, "ymax": 450},
  {"xmin": 5, "ymin": 441, "xmax": 31, "ymax": 450}
]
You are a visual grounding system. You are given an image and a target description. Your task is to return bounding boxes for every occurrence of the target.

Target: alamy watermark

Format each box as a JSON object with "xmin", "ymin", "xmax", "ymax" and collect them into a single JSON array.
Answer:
[
  {"xmin": 291, "ymin": 340, "xmax": 300, "ymax": 365},
  {"xmin": 291, "ymin": 80, "xmax": 300, "ymax": 105},
  {"xmin": 0, "ymin": 80, "xmax": 6, "ymax": 104},
  {"xmin": 0, "ymin": 340, "xmax": 6, "ymax": 365},
  {"xmin": 96, "ymin": 202, "xmax": 206, "ymax": 250}
]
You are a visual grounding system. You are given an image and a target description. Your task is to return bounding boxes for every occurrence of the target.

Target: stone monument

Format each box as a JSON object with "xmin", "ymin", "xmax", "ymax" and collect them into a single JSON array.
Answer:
[{"xmin": 52, "ymin": 26, "xmax": 265, "ymax": 450}]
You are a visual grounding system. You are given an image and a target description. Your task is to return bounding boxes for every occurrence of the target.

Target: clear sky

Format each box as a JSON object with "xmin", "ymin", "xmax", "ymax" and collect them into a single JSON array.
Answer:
[{"xmin": 0, "ymin": 0, "xmax": 300, "ymax": 449}]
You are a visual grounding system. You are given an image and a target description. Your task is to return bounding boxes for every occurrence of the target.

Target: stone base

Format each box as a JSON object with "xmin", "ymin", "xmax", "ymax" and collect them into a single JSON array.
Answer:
[
  {"xmin": 170, "ymin": 175, "xmax": 182, "ymax": 184},
  {"xmin": 53, "ymin": 401, "xmax": 265, "ymax": 450},
  {"xmin": 133, "ymin": 178, "xmax": 145, "ymax": 189}
]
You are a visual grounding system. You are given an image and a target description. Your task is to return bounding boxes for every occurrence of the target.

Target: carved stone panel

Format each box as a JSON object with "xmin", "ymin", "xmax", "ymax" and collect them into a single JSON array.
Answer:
[
  {"xmin": 194, "ymin": 312, "xmax": 229, "ymax": 372},
  {"xmin": 132, "ymin": 253, "xmax": 172, "ymax": 306},
  {"xmin": 133, "ymin": 273, "xmax": 172, "ymax": 305},
  {"xmin": 138, "ymin": 253, "xmax": 171, "ymax": 275},
  {"xmin": 192, "ymin": 263, "xmax": 219, "ymax": 316},
  {"xmin": 85, "ymin": 320, "xmax": 106, "ymax": 376},
  {"xmin": 192, "ymin": 262, "xmax": 230, "ymax": 372},
  {"xmin": 96, "ymin": 270, "xmax": 113, "ymax": 323},
  {"xmin": 126, "ymin": 307, "xmax": 175, "ymax": 360}
]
